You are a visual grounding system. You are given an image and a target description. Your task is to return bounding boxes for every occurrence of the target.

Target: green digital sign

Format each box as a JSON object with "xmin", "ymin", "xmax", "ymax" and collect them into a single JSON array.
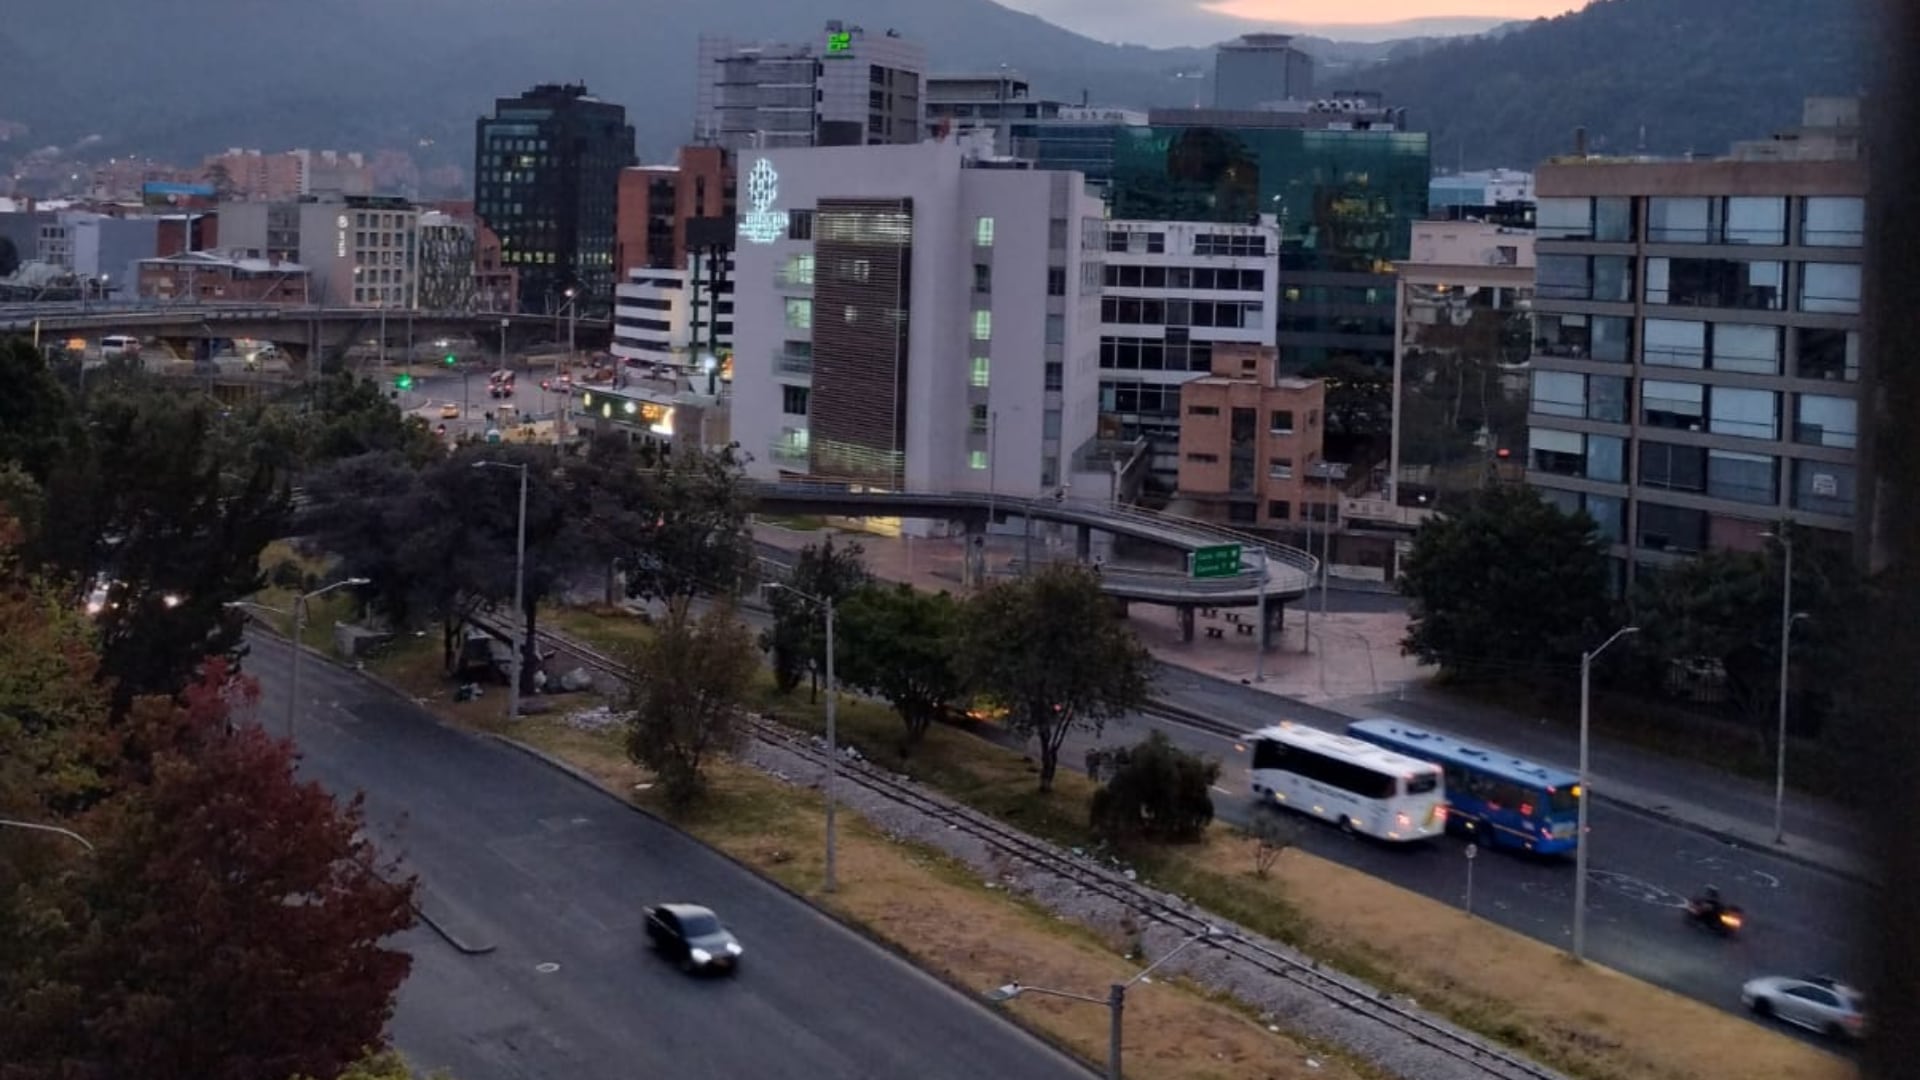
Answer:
[
  {"xmin": 1190, "ymin": 544, "xmax": 1243, "ymax": 580},
  {"xmin": 826, "ymin": 30, "xmax": 851, "ymax": 54}
]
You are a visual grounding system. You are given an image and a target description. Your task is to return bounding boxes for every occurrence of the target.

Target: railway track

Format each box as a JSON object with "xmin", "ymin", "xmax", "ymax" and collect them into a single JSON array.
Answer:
[{"xmin": 484, "ymin": 615, "xmax": 1565, "ymax": 1080}]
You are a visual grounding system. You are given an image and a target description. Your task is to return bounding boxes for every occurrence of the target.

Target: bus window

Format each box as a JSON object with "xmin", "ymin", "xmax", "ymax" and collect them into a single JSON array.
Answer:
[{"xmin": 1405, "ymin": 773, "xmax": 1439, "ymax": 796}]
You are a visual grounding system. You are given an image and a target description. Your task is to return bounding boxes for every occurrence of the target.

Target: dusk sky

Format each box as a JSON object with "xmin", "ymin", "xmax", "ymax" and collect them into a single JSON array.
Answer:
[{"xmin": 998, "ymin": 0, "xmax": 1589, "ymax": 46}]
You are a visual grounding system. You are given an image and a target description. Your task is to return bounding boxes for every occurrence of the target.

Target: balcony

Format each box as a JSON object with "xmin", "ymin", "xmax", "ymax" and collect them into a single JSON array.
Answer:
[{"xmin": 774, "ymin": 347, "xmax": 813, "ymax": 377}]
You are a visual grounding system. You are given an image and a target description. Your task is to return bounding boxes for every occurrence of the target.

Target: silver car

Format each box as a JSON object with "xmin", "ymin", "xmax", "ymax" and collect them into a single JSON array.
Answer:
[{"xmin": 1740, "ymin": 974, "xmax": 1866, "ymax": 1040}]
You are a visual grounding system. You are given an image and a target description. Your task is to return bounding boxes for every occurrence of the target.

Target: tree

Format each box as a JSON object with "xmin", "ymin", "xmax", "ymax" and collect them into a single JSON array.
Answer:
[
  {"xmin": 0, "ymin": 661, "xmax": 417, "ymax": 1080},
  {"xmin": 761, "ymin": 537, "xmax": 870, "ymax": 703},
  {"xmin": 834, "ymin": 583, "xmax": 967, "ymax": 753},
  {"xmin": 302, "ymin": 372, "xmax": 442, "ymax": 468},
  {"xmin": 28, "ymin": 385, "xmax": 292, "ymax": 708},
  {"xmin": 0, "ymin": 236, "xmax": 19, "ymax": 279},
  {"xmin": 622, "ymin": 601, "xmax": 756, "ymax": 808},
  {"xmin": 958, "ymin": 564, "xmax": 1153, "ymax": 792},
  {"xmin": 1631, "ymin": 527, "xmax": 1861, "ymax": 748},
  {"xmin": 1244, "ymin": 812, "xmax": 1300, "ymax": 879},
  {"xmin": 597, "ymin": 441, "xmax": 756, "ymax": 613},
  {"xmin": 0, "ymin": 337, "xmax": 83, "ymax": 488},
  {"xmin": 1398, "ymin": 484, "xmax": 1613, "ymax": 683},
  {"xmin": 1088, "ymin": 731, "xmax": 1220, "ymax": 845},
  {"xmin": 295, "ymin": 1048, "xmax": 454, "ymax": 1080}
]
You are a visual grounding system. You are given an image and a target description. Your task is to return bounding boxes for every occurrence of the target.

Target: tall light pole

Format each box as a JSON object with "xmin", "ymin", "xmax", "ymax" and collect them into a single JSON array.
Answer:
[
  {"xmin": 499, "ymin": 317, "xmax": 510, "ymax": 372},
  {"xmin": 986, "ymin": 926, "xmax": 1219, "ymax": 1080},
  {"xmin": 1573, "ymin": 623, "xmax": 1639, "ymax": 962},
  {"xmin": 563, "ymin": 287, "xmax": 578, "ymax": 362},
  {"xmin": 1759, "ymin": 528, "xmax": 1810, "ymax": 846},
  {"xmin": 226, "ymin": 576, "xmax": 368, "ymax": 740},
  {"xmin": 769, "ymin": 582, "xmax": 838, "ymax": 892},
  {"xmin": 0, "ymin": 819, "xmax": 95, "ymax": 852},
  {"xmin": 474, "ymin": 461, "xmax": 530, "ymax": 722}
]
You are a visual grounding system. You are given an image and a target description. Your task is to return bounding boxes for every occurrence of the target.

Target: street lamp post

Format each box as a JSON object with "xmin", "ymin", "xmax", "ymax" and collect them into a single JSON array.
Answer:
[
  {"xmin": 474, "ymin": 461, "xmax": 530, "ymax": 723},
  {"xmin": 1253, "ymin": 547, "xmax": 1270, "ymax": 682},
  {"xmin": 768, "ymin": 582, "xmax": 838, "ymax": 892},
  {"xmin": 1759, "ymin": 528, "xmax": 1810, "ymax": 846},
  {"xmin": 1573, "ymin": 623, "xmax": 1639, "ymax": 962},
  {"xmin": 0, "ymin": 819, "xmax": 95, "ymax": 852},
  {"xmin": 226, "ymin": 576, "xmax": 368, "ymax": 740},
  {"xmin": 986, "ymin": 926, "xmax": 1219, "ymax": 1080}
]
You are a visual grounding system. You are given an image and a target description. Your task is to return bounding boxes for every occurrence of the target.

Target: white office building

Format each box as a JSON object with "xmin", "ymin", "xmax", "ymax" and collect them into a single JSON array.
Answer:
[
  {"xmin": 729, "ymin": 141, "xmax": 1105, "ymax": 521},
  {"xmin": 610, "ymin": 253, "xmax": 734, "ymax": 371},
  {"xmin": 1096, "ymin": 216, "xmax": 1282, "ymax": 486}
]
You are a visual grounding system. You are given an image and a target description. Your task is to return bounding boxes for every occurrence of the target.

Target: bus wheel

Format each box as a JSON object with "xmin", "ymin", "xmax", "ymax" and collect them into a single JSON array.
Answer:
[{"xmin": 1338, "ymin": 815, "xmax": 1356, "ymax": 835}]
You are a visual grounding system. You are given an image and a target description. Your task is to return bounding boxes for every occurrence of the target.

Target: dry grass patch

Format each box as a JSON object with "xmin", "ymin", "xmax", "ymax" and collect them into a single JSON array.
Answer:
[{"xmin": 1164, "ymin": 833, "xmax": 1853, "ymax": 1080}]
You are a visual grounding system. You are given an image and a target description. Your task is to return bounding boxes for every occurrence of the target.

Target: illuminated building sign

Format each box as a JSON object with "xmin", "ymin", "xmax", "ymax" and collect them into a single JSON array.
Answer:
[
  {"xmin": 737, "ymin": 158, "xmax": 791, "ymax": 245},
  {"xmin": 826, "ymin": 30, "xmax": 852, "ymax": 54}
]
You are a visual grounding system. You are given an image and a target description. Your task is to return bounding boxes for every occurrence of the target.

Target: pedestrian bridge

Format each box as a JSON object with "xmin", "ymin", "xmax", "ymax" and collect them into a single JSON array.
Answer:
[{"xmin": 743, "ymin": 480, "xmax": 1317, "ymax": 609}]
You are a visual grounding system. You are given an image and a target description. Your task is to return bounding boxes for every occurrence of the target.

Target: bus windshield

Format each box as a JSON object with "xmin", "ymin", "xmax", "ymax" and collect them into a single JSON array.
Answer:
[{"xmin": 1548, "ymin": 786, "xmax": 1580, "ymax": 815}]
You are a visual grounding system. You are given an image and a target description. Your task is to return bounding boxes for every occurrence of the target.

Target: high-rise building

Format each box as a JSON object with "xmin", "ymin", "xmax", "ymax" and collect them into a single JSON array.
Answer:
[
  {"xmin": 1212, "ymin": 34, "xmax": 1315, "ymax": 109},
  {"xmin": 727, "ymin": 141, "xmax": 1104, "ymax": 515},
  {"xmin": 925, "ymin": 73, "xmax": 1068, "ymax": 159},
  {"xmin": 474, "ymin": 83, "xmax": 636, "ymax": 314},
  {"xmin": 1106, "ymin": 116, "xmax": 1431, "ymax": 467},
  {"xmin": 1094, "ymin": 216, "xmax": 1281, "ymax": 493},
  {"xmin": 615, "ymin": 146, "xmax": 734, "ymax": 276},
  {"xmin": 1526, "ymin": 99, "xmax": 1866, "ymax": 589},
  {"xmin": 696, "ymin": 22, "xmax": 925, "ymax": 151}
]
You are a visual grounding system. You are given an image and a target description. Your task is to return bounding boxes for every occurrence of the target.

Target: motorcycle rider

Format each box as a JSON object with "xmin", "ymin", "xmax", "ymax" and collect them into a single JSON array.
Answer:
[{"xmin": 1696, "ymin": 885, "xmax": 1723, "ymax": 917}]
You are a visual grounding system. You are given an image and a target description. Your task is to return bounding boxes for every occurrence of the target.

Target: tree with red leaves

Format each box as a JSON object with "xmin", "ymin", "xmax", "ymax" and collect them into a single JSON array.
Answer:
[{"xmin": 0, "ymin": 659, "xmax": 418, "ymax": 1080}]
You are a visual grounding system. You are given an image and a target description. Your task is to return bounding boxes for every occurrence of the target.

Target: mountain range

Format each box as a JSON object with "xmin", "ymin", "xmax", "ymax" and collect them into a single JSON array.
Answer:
[{"xmin": 0, "ymin": 0, "xmax": 1867, "ymax": 178}]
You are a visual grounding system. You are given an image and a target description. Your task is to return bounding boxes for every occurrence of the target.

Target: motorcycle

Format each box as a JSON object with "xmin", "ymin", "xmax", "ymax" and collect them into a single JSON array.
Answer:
[{"xmin": 1685, "ymin": 895, "xmax": 1746, "ymax": 936}]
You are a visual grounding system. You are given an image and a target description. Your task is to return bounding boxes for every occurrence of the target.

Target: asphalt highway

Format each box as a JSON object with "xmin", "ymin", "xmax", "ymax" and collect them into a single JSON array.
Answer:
[{"xmin": 243, "ymin": 635, "xmax": 1092, "ymax": 1080}]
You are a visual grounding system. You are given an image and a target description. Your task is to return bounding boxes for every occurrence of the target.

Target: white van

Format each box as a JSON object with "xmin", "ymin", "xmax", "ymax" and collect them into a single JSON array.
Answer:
[{"xmin": 99, "ymin": 335, "xmax": 141, "ymax": 357}]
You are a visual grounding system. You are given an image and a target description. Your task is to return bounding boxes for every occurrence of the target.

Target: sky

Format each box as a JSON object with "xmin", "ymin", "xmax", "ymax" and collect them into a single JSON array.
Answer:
[{"xmin": 996, "ymin": 0, "xmax": 1589, "ymax": 46}]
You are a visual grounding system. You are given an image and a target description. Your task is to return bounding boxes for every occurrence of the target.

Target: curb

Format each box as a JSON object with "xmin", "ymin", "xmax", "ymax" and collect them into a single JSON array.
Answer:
[
  {"xmin": 485, "ymin": 734, "xmax": 1103, "ymax": 1078},
  {"xmin": 1142, "ymin": 695, "xmax": 1880, "ymax": 887},
  {"xmin": 412, "ymin": 890, "xmax": 499, "ymax": 956}
]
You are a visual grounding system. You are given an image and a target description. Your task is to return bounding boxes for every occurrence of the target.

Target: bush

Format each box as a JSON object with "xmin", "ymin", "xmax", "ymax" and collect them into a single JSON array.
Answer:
[
  {"xmin": 269, "ymin": 557, "xmax": 305, "ymax": 589},
  {"xmin": 1089, "ymin": 731, "xmax": 1220, "ymax": 845}
]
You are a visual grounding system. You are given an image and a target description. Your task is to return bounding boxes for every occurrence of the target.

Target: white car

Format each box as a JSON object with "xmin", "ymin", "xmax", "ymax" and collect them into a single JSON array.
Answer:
[{"xmin": 1741, "ymin": 974, "xmax": 1866, "ymax": 1040}]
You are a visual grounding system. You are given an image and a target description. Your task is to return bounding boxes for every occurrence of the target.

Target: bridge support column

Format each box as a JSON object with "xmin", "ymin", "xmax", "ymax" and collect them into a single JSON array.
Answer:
[
  {"xmin": 963, "ymin": 525, "xmax": 987, "ymax": 589},
  {"xmin": 1261, "ymin": 600, "xmax": 1285, "ymax": 650},
  {"xmin": 1075, "ymin": 524, "xmax": 1091, "ymax": 561},
  {"xmin": 1178, "ymin": 605, "xmax": 1195, "ymax": 643}
]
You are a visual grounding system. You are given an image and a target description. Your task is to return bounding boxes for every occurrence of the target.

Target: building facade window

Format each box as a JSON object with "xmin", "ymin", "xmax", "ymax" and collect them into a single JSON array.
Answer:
[
  {"xmin": 1643, "ymin": 319, "xmax": 1706, "ymax": 369},
  {"xmin": 1793, "ymin": 459, "xmax": 1855, "ymax": 516},
  {"xmin": 1640, "ymin": 441, "xmax": 1707, "ymax": 493},
  {"xmin": 1529, "ymin": 428, "xmax": 1585, "ymax": 477},
  {"xmin": 1267, "ymin": 500, "xmax": 1291, "ymax": 520},
  {"xmin": 1531, "ymin": 370, "xmax": 1586, "ymax": 418},
  {"xmin": 1642, "ymin": 380, "xmax": 1705, "ymax": 430},
  {"xmin": 973, "ymin": 263, "xmax": 991, "ymax": 293},
  {"xmin": 975, "ymin": 216, "xmax": 995, "ymax": 246},
  {"xmin": 1646, "ymin": 257, "xmax": 1785, "ymax": 310},
  {"xmin": 1794, "ymin": 393, "xmax": 1859, "ymax": 449},
  {"xmin": 1269, "ymin": 409, "xmax": 1293, "ymax": 433},
  {"xmin": 971, "ymin": 356, "xmax": 991, "ymax": 388},
  {"xmin": 972, "ymin": 310, "xmax": 992, "ymax": 341},
  {"xmin": 1708, "ymin": 386, "xmax": 1779, "ymax": 441},
  {"xmin": 1707, "ymin": 448, "xmax": 1778, "ymax": 505},
  {"xmin": 1802, "ymin": 197, "xmax": 1864, "ymax": 247},
  {"xmin": 969, "ymin": 450, "xmax": 989, "ymax": 470},
  {"xmin": 970, "ymin": 404, "xmax": 989, "ymax": 433},
  {"xmin": 1796, "ymin": 328, "xmax": 1859, "ymax": 382},
  {"xmin": 1268, "ymin": 458, "xmax": 1293, "ymax": 479},
  {"xmin": 1588, "ymin": 376, "xmax": 1630, "ymax": 424},
  {"xmin": 1044, "ymin": 361, "xmax": 1063, "ymax": 391},
  {"xmin": 781, "ymin": 385, "xmax": 810, "ymax": 416},
  {"xmin": 1710, "ymin": 323, "xmax": 1781, "ymax": 375},
  {"xmin": 1638, "ymin": 502, "xmax": 1708, "ymax": 555},
  {"xmin": 1800, "ymin": 262, "xmax": 1862, "ymax": 314},
  {"xmin": 785, "ymin": 298, "xmax": 812, "ymax": 330}
]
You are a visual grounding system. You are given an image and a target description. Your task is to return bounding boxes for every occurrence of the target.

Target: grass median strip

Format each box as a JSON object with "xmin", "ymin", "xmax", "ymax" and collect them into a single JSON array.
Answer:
[{"xmin": 360, "ymin": 635, "xmax": 1376, "ymax": 1080}]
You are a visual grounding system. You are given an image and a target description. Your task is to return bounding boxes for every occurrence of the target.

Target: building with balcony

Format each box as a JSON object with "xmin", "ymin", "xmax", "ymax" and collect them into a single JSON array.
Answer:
[
  {"xmin": 925, "ymin": 73, "xmax": 1070, "ymax": 159},
  {"xmin": 1527, "ymin": 99, "xmax": 1866, "ymax": 588},
  {"xmin": 1095, "ymin": 216, "xmax": 1280, "ymax": 495},
  {"xmin": 696, "ymin": 22, "xmax": 925, "ymax": 152},
  {"xmin": 610, "ymin": 253, "xmax": 734, "ymax": 373},
  {"xmin": 1173, "ymin": 343, "xmax": 1336, "ymax": 534},
  {"xmin": 474, "ymin": 83, "xmax": 636, "ymax": 314},
  {"xmin": 728, "ymin": 141, "xmax": 1104, "ymax": 518}
]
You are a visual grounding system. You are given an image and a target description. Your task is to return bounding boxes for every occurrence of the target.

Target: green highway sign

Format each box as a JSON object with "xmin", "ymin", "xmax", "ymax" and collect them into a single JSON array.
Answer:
[{"xmin": 1190, "ymin": 543, "xmax": 1243, "ymax": 579}]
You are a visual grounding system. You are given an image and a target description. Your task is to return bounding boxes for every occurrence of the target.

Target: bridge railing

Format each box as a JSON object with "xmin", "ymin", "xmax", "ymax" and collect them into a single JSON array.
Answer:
[{"xmin": 743, "ymin": 479, "xmax": 1319, "ymax": 581}]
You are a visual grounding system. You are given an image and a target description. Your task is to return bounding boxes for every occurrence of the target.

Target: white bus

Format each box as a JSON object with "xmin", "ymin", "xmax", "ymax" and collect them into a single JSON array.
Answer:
[{"xmin": 1248, "ymin": 722, "xmax": 1446, "ymax": 842}]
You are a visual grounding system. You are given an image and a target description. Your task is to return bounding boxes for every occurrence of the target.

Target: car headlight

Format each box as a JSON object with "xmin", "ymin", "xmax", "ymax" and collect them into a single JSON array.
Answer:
[
  {"xmin": 725, "ymin": 942, "xmax": 743, "ymax": 956},
  {"xmin": 690, "ymin": 948, "xmax": 712, "ymax": 965}
]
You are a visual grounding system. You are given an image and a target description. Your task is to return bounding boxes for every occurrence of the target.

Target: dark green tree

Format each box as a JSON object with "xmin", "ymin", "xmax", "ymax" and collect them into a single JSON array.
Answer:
[
  {"xmin": 621, "ymin": 601, "xmax": 756, "ymax": 808},
  {"xmin": 0, "ymin": 337, "xmax": 83, "ymax": 487},
  {"xmin": 1089, "ymin": 730, "xmax": 1220, "ymax": 845},
  {"xmin": 599, "ymin": 442, "xmax": 756, "ymax": 613},
  {"xmin": 958, "ymin": 564, "xmax": 1154, "ymax": 792},
  {"xmin": 303, "ymin": 372, "xmax": 442, "ymax": 467},
  {"xmin": 1631, "ymin": 526, "xmax": 1860, "ymax": 748},
  {"xmin": 760, "ymin": 537, "xmax": 870, "ymax": 703},
  {"xmin": 1398, "ymin": 485, "xmax": 1612, "ymax": 682},
  {"xmin": 834, "ymin": 583, "xmax": 967, "ymax": 753}
]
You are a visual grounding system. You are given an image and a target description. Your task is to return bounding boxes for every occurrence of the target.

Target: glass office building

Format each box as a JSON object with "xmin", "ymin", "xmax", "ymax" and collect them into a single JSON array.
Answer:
[{"xmin": 1107, "ymin": 125, "xmax": 1430, "ymax": 463}]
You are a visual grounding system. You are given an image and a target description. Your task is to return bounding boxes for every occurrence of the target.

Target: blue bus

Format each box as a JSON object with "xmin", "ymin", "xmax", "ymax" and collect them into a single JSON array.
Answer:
[{"xmin": 1345, "ymin": 719, "xmax": 1582, "ymax": 856}]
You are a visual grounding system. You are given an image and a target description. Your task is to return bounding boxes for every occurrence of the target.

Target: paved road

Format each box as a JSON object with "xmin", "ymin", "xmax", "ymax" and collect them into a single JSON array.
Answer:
[
  {"xmin": 402, "ymin": 368, "xmax": 571, "ymax": 436},
  {"xmin": 243, "ymin": 635, "xmax": 1092, "ymax": 1080},
  {"xmin": 1055, "ymin": 703, "xmax": 1866, "ymax": 1048}
]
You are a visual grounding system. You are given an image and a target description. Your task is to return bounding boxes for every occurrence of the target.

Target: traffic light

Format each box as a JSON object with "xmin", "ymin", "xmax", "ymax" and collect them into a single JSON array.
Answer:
[
  {"xmin": 394, "ymin": 373, "xmax": 414, "ymax": 391},
  {"xmin": 443, "ymin": 352, "xmax": 458, "ymax": 367}
]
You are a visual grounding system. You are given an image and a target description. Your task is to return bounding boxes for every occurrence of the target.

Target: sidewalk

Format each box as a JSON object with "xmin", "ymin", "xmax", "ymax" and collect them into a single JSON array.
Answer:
[{"xmin": 751, "ymin": 520, "xmax": 1873, "ymax": 884}]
